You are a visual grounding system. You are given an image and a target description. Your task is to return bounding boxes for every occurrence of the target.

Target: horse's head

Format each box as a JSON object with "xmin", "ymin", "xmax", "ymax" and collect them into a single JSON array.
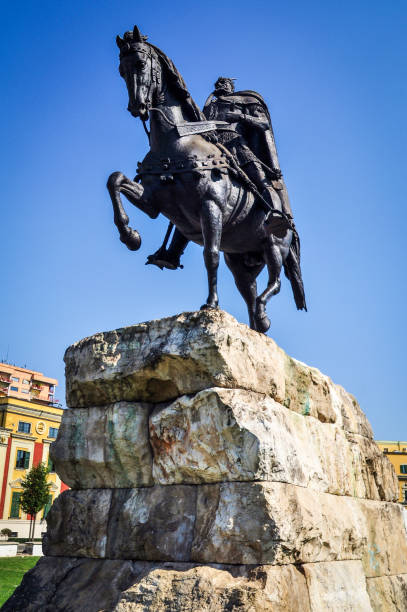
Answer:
[{"xmin": 116, "ymin": 26, "xmax": 160, "ymax": 121}]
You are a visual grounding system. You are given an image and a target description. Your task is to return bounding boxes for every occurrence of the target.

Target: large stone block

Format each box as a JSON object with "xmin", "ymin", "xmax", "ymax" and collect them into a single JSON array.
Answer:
[
  {"xmin": 1, "ymin": 557, "xmax": 140, "ymax": 612},
  {"xmin": 366, "ymin": 574, "xmax": 407, "ymax": 611},
  {"xmin": 192, "ymin": 483, "xmax": 407, "ymax": 571},
  {"xmin": 2, "ymin": 558, "xmax": 311, "ymax": 612},
  {"xmin": 43, "ymin": 483, "xmax": 407, "ymax": 573},
  {"xmin": 150, "ymin": 387, "xmax": 396, "ymax": 500},
  {"xmin": 114, "ymin": 563, "xmax": 311, "ymax": 612},
  {"xmin": 302, "ymin": 560, "xmax": 373, "ymax": 611},
  {"xmin": 50, "ymin": 401, "xmax": 153, "ymax": 489},
  {"xmin": 191, "ymin": 482, "xmax": 366, "ymax": 565},
  {"xmin": 43, "ymin": 489, "xmax": 111, "ymax": 558},
  {"xmin": 64, "ymin": 310, "xmax": 287, "ymax": 407},
  {"xmin": 105, "ymin": 486, "xmax": 197, "ymax": 561},
  {"xmin": 64, "ymin": 311, "xmax": 374, "ymax": 447}
]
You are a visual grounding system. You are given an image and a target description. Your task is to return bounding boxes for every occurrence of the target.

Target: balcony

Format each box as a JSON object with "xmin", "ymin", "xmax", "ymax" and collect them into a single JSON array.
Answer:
[
  {"xmin": 30, "ymin": 384, "xmax": 43, "ymax": 392},
  {"xmin": 0, "ymin": 375, "xmax": 11, "ymax": 384}
]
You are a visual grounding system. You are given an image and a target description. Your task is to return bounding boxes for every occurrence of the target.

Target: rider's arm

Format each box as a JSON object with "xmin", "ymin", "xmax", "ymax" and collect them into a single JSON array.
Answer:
[{"xmin": 239, "ymin": 112, "xmax": 269, "ymax": 131}]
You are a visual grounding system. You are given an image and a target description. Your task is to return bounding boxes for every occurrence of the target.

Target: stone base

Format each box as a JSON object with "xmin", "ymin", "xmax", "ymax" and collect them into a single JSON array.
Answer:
[
  {"xmin": 5, "ymin": 557, "xmax": 407, "ymax": 611},
  {"xmin": 4, "ymin": 311, "xmax": 407, "ymax": 611}
]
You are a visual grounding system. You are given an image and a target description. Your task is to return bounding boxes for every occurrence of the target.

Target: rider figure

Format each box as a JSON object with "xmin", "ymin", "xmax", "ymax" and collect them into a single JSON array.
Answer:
[{"xmin": 147, "ymin": 77, "xmax": 294, "ymax": 270}]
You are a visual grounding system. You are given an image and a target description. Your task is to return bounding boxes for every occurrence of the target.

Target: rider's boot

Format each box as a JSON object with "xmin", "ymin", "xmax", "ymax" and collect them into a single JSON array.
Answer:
[
  {"xmin": 262, "ymin": 185, "xmax": 292, "ymax": 238},
  {"xmin": 146, "ymin": 229, "xmax": 189, "ymax": 270}
]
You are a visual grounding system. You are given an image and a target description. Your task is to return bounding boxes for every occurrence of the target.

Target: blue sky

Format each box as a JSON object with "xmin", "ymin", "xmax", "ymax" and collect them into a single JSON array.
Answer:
[{"xmin": 1, "ymin": 1, "xmax": 406, "ymax": 438}]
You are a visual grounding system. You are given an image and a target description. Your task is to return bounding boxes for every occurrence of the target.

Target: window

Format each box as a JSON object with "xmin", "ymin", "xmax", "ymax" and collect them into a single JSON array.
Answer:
[
  {"xmin": 18, "ymin": 421, "xmax": 31, "ymax": 434},
  {"xmin": 400, "ymin": 465, "xmax": 407, "ymax": 474},
  {"xmin": 48, "ymin": 427, "xmax": 58, "ymax": 439},
  {"xmin": 15, "ymin": 450, "xmax": 30, "ymax": 469},
  {"xmin": 10, "ymin": 386, "xmax": 18, "ymax": 392},
  {"xmin": 11, "ymin": 376, "xmax": 19, "ymax": 382},
  {"xmin": 10, "ymin": 492, "xmax": 22, "ymax": 518},
  {"xmin": 42, "ymin": 494, "xmax": 53, "ymax": 518},
  {"xmin": 21, "ymin": 389, "xmax": 29, "ymax": 394},
  {"xmin": 22, "ymin": 379, "xmax": 30, "ymax": 385},
  {"xmin": 47, "ymin": 456, "xmax": 55, "ymax": 472},
  {"xmin": 49, "ymin": 386, "xmax": 55, "ymax": 393}
]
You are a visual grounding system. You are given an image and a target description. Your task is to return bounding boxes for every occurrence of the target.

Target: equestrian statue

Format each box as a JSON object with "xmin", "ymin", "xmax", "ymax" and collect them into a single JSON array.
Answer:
[{"xmin": 107, "ymin": 26, "xmax": 306, "ymax": 333}]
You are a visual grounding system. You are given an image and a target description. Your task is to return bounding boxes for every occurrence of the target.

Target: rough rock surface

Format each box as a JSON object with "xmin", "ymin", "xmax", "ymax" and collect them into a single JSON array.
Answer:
[
  {"xmin": 42, "ymin": 481, "xmax": 407, "ymax": 574},
  {"xmin": 50, "ymin": 401, "xmax": 153, "ymax": 489},
  {"xmin": 5, "ymin": 310, "xmax": 407, "ymax": 611},
  {"xmin": 366, "ymin": 573, "xmax": 407, "ymax": 611},
  {"xmin": 2, "ymin": 558, "xmax": 311, "ymax": 612},
  {"xmin": 302, "ymin": 560, "xmax": 373, "ymax": 610},
  {"xmin": 150, "ymin": 387, "xmax": 397, "ymax": 500}
]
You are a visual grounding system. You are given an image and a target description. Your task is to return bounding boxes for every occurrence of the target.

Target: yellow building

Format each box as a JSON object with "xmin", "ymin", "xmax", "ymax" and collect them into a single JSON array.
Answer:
[
  {"xmin": 0, "ymin": 363, "xmax": 66, "ymax": 538},
  {"xmin": 376, "ymin": 440, "xmax": 407, "ymax": 506}
]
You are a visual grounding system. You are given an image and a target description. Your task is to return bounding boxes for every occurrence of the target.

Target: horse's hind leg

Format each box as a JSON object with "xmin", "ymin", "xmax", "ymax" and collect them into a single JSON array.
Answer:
[
  {"xmin": 255, "ymin": 240, "xmax": 283, "ymax": 333},
  {"xmin": 224, "ymin": 253, "xmax": 264, "ymax": 330},
  {"xmin": 200, "ymin": 200, "xmax": 222, "ymax": 309}
]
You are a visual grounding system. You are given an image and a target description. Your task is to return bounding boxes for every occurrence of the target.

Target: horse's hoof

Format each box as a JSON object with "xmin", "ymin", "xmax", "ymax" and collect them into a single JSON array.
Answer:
[
  {"xmin": 254, "ymin": 306, "xmax": 271, "ymax": 333},
  {"xmin": 200, "ymin": 303, "xmax": 219, "ymax": 311}
]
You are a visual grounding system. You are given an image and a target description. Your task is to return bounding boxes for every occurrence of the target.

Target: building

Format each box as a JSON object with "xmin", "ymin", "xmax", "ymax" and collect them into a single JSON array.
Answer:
[
  {"xmin": 0, "ymin": 362, "xmax": 67, "ymax": 538},
  {"xmin": 376, "ymin": 440, "xmax": 407, "ymax": 506}
]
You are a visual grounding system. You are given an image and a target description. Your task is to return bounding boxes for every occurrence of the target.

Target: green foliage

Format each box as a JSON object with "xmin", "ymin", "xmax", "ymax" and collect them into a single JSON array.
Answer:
[
  {"xmin": 0, "ymin": 557, "xmax": 40, "ymax": 607},
  {"xmin": 0, "ymin": 528, "xmax": 12, "ymax": 537},
  {"xmin": 20, "ymin": 463, "xmax": 51, "ymax": 516}
]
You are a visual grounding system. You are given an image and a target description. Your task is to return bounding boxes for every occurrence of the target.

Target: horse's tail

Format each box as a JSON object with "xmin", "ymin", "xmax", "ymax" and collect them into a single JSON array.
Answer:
[
  {"xmin": 107, "ymin": 172, "xmax": 142, "ymax": 251},
  {"xmin": 283, "ymin": 234, "xmax": 307, "ymax": 311}
]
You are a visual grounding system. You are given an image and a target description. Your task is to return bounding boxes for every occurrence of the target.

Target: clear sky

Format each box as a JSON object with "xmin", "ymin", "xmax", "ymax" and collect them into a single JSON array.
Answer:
[{"xmin": 1, "ymin": 1, "xmax": 406, "ymax": 438}]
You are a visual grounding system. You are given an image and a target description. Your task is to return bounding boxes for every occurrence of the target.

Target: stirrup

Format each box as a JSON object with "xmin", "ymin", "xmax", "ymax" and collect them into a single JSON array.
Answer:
[{"xmin": 146, "ymin": 248, "xmax": 183, "ymax": 270}]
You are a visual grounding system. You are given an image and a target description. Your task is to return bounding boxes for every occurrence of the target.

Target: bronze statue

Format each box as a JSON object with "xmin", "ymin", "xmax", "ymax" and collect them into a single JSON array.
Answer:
[{"xmin": 107, "ymin": 26, "xmax": 306, "ymax": 333}]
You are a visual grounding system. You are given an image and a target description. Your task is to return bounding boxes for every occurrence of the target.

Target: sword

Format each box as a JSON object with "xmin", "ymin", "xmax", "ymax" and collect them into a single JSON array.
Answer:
[{"xmin": 176, "ymin": 120, "xmax": 228, "ymax": 138}]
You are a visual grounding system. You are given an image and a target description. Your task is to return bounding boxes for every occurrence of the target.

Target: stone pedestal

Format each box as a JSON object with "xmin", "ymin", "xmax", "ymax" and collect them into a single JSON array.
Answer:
[{"xmin": 5, "ymin": 310, "xmax": 407, "ymax": 611}]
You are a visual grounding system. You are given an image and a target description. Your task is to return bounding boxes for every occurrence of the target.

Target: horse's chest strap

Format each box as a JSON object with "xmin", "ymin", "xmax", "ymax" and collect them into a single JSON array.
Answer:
[{"xmin": 136, "ymin": 154, "xmax": 230, "ymax": 180}]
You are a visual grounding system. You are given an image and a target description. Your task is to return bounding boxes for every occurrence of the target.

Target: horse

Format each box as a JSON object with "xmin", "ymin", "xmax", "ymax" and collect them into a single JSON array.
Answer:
[{"xmin": 107, "ymin": 26, "xmax": 306, "ymax": 333}]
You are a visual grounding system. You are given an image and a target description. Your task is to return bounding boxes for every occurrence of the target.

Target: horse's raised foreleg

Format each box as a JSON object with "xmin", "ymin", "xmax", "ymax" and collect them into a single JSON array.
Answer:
[
  {"xmin": 224, "ymin": 253, "xmax": 264, "ymax": 330},
  {"xmin": 200, "ymin": 200, "xmax": 222, "ymax": 309},
  {"xmin": 255, "ymin": 240, "xmax": 284, "ymax": 333},
  {"xmin": 107, "ymin": 171, "xmax": 158, "ymax": 251}
]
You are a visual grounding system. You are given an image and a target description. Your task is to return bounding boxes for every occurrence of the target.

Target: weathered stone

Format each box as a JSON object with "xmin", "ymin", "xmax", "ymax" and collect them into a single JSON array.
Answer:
[
  {"xmin": 1, "ymin": 557, "xmax": 146, "ymax": 612},
  {"xmin": 43, "ymin": 482, "xmax": 407, "ymax": 571},
  {"xmin": 64, "ymin": 310, "xmax": 288, "ymax": 407},
  {"xmin": 105, "ymin": 486, "xmax": 197, "ymax": 561},
  {"xmin": 43, "ymin": 489, "xmax": 111, "ymax": 558},
  {"xmin": 283, "ymin": 355, "xmax": 336, "ymax": 423},
  {"xmin": 64, "ymin": 311, "xmax": 376, "ymax": 448},
  {"xmin": 8, "ymin": 310, "xmax": 406, "ymax": 610},
  {"xmin": 150, "ymin": 387, "xmax": 397, "ymax": 501},
  {"xmin": 2, "ymin": 558, "xmax": 310, "ymax": 612},
  {"xmin": 366, "ymin": 574, "xmax": 407, "ymax": 611},
  {"xmin": 192, "ymin": 482, "xmax": 366, "ymax": 565},
  {"xmin": 359, "ymin": 500, "xmax": 407, "ymax": 577},
  {"xmin": 114, "ymin": 563, "xmax": 311, "ymax": 611},
  {"xmin": 331, "ymin": 382, "xmax": 374, "ymax": 439},
  {"xmin": 192, "ymin": 483, "xmax": 407, "ymax": 570},
  {"xmin": 50, "ymin": 402, "xmax": 153, "ymax": 489},
  {"xmin": 302, "ymin": 560, "xmax": 373, "ymax": 611}
]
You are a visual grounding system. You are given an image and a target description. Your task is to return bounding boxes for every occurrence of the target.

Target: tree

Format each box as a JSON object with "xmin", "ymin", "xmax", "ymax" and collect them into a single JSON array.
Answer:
[{"xmin": 20, "ymin": 463, "xmax": 51, "ymax": 541}]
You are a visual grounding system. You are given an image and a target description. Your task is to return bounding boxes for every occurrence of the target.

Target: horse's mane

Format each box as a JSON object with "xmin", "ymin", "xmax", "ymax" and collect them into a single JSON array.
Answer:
[
  {"xmin": 148, "ymin": 43, "xmax": 205, "ymax": 122},
  {"xmin": 117, "ymin": 27, "xmax": 204, "ymax": 123}
]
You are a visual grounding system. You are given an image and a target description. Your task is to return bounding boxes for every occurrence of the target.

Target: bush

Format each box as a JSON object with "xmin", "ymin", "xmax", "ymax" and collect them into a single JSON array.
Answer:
[{"xmin": 0, "ymin": 528, "xmax": 12, "ymax": 538}]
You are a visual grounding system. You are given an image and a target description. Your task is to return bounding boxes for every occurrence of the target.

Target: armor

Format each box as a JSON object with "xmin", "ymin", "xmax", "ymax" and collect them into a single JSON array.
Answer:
[{"xmin": 147, "ymin": 78, "xmax": 295, "ymax": 271}]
